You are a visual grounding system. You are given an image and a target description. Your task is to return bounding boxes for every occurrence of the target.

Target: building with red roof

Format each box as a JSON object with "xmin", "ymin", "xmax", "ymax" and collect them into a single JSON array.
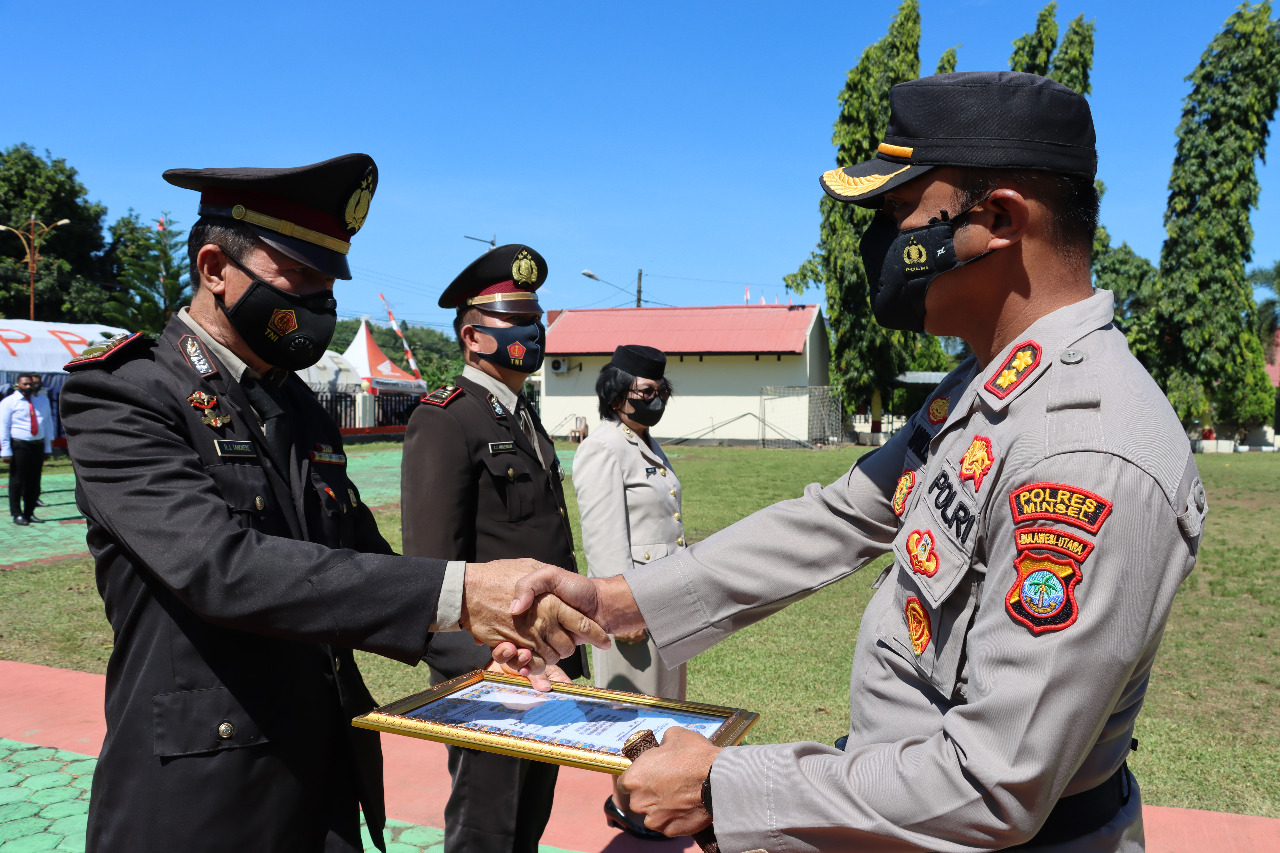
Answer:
[{"xmin": 537, "ymin": 304, "xmax": 832, "ymax": 443}]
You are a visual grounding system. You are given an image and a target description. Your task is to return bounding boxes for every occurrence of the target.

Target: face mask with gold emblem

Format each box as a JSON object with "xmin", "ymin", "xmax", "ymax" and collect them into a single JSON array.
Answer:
[
  {"xmin": 218, "ymin": 253, "xmax": 337, "ymax": 371},
  {"xmin": 858, "ymin": 195, "xmax": 993, "ymax": 332}
]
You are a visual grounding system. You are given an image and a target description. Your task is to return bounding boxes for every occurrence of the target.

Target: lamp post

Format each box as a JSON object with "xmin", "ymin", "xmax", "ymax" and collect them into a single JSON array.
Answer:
[
  {"xmin": 582, "ymin": 268, "xmax": 643, "ymax": 307},
  {"xmin": 0, "ymin": 216, "xmax": 71, "ymax": 320}
]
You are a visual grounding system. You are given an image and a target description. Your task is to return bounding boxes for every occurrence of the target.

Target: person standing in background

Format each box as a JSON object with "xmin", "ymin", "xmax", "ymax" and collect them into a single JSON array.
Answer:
[
  {"xmin": 1, "ymin": 372, "xmax": 53, "ymax": 526},
  {"xmin": 572, "ymin": 344, "xmax": 685, "ymax": 839},
  {"xmin": 401, "ymin": 244, "xmax": 586, "ymax": 853}
]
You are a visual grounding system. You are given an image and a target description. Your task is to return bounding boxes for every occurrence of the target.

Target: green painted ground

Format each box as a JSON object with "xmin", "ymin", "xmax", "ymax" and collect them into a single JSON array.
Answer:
[
  {"xmin": 0, "ymin": 469, "xmax": 87, "ymax": 566},
  {"xmin": 0, "ymin": 738, "xmax": 577, "ymax": 853}
]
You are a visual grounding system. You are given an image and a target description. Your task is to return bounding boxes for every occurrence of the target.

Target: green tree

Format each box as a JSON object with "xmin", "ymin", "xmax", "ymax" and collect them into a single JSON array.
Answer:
[
  {"xmin": 1009, "ymin": 2, "xmax": 1059, "ymax": 75},
  {"xmin": 1151, "ymin": 2, "xmax": 1280, "ymax": 429},
  {"xmin": 935, "ymin": 47, "xmax": 958, "ymax": 75},
  {"xmin": 101, "ymin": 213, "xmax": 191, "ymax": 334},
  {"xmin": 0, "ymin": 143, "xmax": 117, "ymax": 321},
  {"xmin": 1048, "ymin": 14, "xmax": 1096, "ymax": 94},
  {"xmin": 784, "ymin": 0, "xmax": 922, "ymax": 424},
  {"xmin": 1248, "ymin": 260, "xmax": 1279, "ymax": 362}
]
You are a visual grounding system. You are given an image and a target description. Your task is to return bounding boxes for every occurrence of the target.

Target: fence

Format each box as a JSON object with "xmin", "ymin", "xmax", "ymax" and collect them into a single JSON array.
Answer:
[{"xmin": 758, "ymin": 385, "xmax": 845, "ymax": 449}]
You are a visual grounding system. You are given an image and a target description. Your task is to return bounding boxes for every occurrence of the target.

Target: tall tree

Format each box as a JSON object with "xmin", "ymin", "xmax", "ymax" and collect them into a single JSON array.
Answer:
[
  {"xmin": 785, "ymin": 0, "xmax": 922, "ymax": 424},
  {"xmin": 1048, "ymin": 14, "xmax": 1096, "ymax": 94},
  {"xmin": 0, "ymin": 143, "xmax": 115, "ymax": 321},
  {"xmin": 935, "ymin": 48, "xmax": 958, "ymax": 75},
  {"xmin": 1009, "ymin": 2, "xmax": 1060, "ymax": 75},
  {"xmin": 1151, "ymin": 2, "xmax": 1280, "ymax": 428},
  {"xmin": 101, "ymin": 213, "xmax": 192, "ymax": 334}
]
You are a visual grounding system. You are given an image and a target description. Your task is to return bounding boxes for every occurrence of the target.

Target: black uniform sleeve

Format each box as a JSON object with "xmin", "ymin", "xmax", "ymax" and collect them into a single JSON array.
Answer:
[{"xmin": 62, "ymin": 367, "xmax": 444, "ymax": 665}]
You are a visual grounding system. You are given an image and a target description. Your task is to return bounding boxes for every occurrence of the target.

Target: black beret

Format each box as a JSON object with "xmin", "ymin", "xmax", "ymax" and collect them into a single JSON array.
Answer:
[
  {"xmin": 439, "ymin": 244, "xmax": 547, "ymax": 314},
  {"xmin": 164, "ymin": 153, "xmax": 377, "ymax": 280},
  {"xmin": 611, "ymin": 345, "xmax": 666, "ymax": 381},
  {"xmin": 820, "ymin": 72, "xmax": 1096, "ymax": 206}
]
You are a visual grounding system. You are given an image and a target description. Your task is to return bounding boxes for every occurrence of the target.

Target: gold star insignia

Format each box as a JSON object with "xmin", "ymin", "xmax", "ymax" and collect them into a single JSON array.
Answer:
[
  {"xmin": 996, "ymin": 368, "xmax": 1019, "ymax": 389},
  {"xmin": 1011, "ymin": 350, "xmax": 1035, "ymax": 372}
]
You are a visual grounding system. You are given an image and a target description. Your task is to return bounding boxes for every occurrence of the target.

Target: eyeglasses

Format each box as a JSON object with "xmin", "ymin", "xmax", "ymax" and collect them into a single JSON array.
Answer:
[{"xmin": 627, "ymin": 385, "xmax": 670, "ymax": 402}]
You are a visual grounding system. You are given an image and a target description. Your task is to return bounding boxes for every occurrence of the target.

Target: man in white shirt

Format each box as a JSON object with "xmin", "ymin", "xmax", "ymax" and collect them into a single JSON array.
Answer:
[{"xmin": 1, "ymin": 372, "xmax": 53, "ymax": 526}]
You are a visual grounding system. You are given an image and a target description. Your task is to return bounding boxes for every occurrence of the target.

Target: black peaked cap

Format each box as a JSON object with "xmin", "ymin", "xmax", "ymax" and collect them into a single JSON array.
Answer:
[{"xmin": 439, "ymin": 244, "xmax": 548, "ymax": 314}]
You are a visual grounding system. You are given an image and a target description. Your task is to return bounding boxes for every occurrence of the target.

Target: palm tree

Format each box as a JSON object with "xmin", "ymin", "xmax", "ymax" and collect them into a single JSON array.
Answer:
[{"xmin": 1028, "ymin": 574, "xmax": 1062, "ymax": 610}]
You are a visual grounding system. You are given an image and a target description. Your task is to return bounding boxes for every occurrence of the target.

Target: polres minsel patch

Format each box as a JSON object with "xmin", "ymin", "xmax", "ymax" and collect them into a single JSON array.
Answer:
[{"xmin": 1009, "ymin": 482, "xmax": 1112, "ymax": 533}]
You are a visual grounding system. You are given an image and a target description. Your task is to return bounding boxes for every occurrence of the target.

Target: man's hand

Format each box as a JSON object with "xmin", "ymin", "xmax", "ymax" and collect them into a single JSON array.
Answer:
[
  {"xmin": 619, "ymin": 727, "xmax": 721, "ymax": 837},
  {"xmin": 462, "ymin": 559, "xmax": 609, "ymax": 676},
  {"xmin": 485, "ymin": 657, "xmax": 572, "ymax": 687}
]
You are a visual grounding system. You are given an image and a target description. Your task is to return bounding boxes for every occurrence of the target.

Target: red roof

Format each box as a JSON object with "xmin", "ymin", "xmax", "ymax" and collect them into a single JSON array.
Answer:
[{"xmin": 546, "ymin": 305, "xmax": 821, "ymax": 356}]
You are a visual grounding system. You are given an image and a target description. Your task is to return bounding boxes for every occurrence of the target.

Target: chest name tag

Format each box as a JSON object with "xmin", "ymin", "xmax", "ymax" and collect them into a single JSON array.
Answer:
[
  {"xmin": 488, "ymin": 441, "xmax": 516, "ymax": 455},
  {"xmin": 646, "ymin": 466, "xmax": 657, "ymax": 476},
  {"xmin": 214, "ymin": 439, "xmax": 258, "ymax": 459}
]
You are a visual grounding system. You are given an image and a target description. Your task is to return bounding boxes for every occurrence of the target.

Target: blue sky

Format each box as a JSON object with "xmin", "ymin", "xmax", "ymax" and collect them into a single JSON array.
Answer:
[{"xmin": 5, "ymin": 0, "xmax": 1277, "ymax": 332}]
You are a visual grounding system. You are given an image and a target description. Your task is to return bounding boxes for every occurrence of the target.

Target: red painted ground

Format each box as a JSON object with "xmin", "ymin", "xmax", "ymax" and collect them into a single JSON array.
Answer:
[{"xmin": 2, "ymin": 660, "xmax": 1275, "ymax": 853}]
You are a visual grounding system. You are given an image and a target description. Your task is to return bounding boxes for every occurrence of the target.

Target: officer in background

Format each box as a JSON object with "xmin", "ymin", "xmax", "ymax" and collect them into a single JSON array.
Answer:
[
  {"xmin": 401, "ymin": 244, "xmax": 585, "ymax": 853},
  {"xmin": 1, "ymin": 372, "xmax": 53, "ymax": 525},
  {"xmin": 506, "ymin": 72, "xmax": 1207, "ymax": 852},
  {"xmin": 59, "ymin": 161, "xmax": 603, "ymax": 853}
]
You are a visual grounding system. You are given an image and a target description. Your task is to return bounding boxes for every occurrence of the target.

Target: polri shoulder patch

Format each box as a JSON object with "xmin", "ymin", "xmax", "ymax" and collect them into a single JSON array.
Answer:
[
  {"xmin": 1006, "ymin": 552, "xmax": 1081, "ymax": 634},
  {"xmin": 64, "ymin": 332, "xmax": 148, "ymax": 371},
  {"xmin": 420, "ymin": 384, "xmax": 462, "ymax": 407},
  {"xmin": 1010, "ymin": 482, "xmax": 1112, "ymax": 533},
  {"xmin": 892, "ymin": 470, "xmax": 916, "ymax": 517},
  {"xmin": 905, "ymin": 597, "xmax": 931, "ymax": 655},
  {"xmin": 985, "ymin": 340, "xmax": 1042, "ymax": 400}
]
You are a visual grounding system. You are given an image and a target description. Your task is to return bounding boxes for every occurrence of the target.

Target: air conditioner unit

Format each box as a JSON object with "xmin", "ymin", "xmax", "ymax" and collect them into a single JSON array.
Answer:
[{"xmin": 549, "ymin": 358, "xmax": 570, "ymax": 374}]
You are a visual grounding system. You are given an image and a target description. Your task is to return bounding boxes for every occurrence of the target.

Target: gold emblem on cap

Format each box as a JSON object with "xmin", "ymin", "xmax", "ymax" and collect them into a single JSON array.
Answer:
[
  {"xmin": 345, "ymin": 171, "xmax": 375, "ymax": 232},
  {"xmin": 821, "ymin": 165, "xmax": 911, "ymax": 198},
  {"xmin": 511, "ymin": 249, "xmax": 539, "ymax": 285}
]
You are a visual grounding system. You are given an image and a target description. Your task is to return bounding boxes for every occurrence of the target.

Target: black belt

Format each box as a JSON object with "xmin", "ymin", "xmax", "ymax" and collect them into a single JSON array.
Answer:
[{"xmin": 1014, "ymin": 762, "xmax": 1132, "ymax": 849}]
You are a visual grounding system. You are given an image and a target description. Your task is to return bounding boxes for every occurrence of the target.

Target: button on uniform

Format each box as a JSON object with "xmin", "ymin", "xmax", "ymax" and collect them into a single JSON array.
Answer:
[
  {"xmin": 677, "ymin": 536, "xmax": 685, "ymax": 546},
  {"xmin": 218, "ymin": 722, "xmax": 235, "ymax": 739},
  {"xmin": 674, "ymin": 511, "xmax": 681, "ymax": 521},
  {"xmin": 254, "ymin": 496, "xmax": 265, "ymax": 511}
]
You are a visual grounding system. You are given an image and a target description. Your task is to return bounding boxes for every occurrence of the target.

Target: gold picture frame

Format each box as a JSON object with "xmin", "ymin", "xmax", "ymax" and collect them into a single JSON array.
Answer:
[{"xmin": 352, "ymin": 671, "xmax": 759, "ymax": 774}]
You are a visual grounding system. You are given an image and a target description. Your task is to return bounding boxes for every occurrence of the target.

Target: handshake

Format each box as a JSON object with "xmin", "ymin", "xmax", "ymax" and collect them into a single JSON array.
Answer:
[{"xmin": 462, "ymin": 560, "xmax": 643, "ymax": 690}]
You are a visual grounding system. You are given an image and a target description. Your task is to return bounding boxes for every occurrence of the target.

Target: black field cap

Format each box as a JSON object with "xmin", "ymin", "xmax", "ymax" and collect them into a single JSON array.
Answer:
[
  {"xmin": 438, "ymin": 244, "xmax": 548, "ymax": 314},
  {"xmin": 611, "ymin": 345, "xmax": 666, "ymax": 381},
  {"xmin": 163, "ymin": 153, "xmax": 378, "ymax": 279},
  {"xmin": 820, "ymin": 71, "xmax": 1096, "ymax": 207}
]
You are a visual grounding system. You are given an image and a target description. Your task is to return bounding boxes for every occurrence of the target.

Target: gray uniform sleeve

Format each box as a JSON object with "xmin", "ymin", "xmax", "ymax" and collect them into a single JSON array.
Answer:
[
  {"xmin": 709, "ymin": 452, "xmax": 1197, "ymax": 853},
  {"xmin": 573, "ymin": 434, "xmax": 635, "ymax": 579},
  {"xmin": 626, "ymin": 426, "xmax": 910, "ymax": 667}
]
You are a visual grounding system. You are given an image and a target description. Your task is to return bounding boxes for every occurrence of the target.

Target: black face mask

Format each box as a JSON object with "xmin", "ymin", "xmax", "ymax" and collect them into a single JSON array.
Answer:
[
  {"xmin": 470, "ymin": 320, "xmax": 546, "ymax": 374},
  {"xmin": 625, "ymin": 396, "xmax": 666, "ymax": 427},
  {"xmin": 19, "ymin": 384, "xmax": 40, "ymax": 396},
  {"xmin": 219, "ymin": 253, "xmax": 337, "ymax": 371},
  {"xmin": 858, "ymin": 196, "xmax": 993, "ymax": 332}
]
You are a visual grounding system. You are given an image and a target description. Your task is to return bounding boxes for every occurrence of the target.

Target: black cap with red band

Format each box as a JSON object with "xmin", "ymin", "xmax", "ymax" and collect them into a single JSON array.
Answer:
[
  {"xmin": 438, "ymin": 244, "xmax": 548, "ymax": 314},
  {"xmin": 163, "ymin": 153, "xmax": 378, "ymax": 280}
]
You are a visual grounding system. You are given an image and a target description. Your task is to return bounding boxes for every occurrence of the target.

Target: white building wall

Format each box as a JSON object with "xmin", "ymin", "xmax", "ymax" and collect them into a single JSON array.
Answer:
[{"xmin": 540, "ymin": 353, "xmax": 814, "ymax": 441}]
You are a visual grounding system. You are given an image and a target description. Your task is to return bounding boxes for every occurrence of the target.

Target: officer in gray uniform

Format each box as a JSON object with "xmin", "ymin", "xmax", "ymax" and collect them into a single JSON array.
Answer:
[{"xmin": 505, "ymin": 71, "xmax": 1207, "ymax": 852}]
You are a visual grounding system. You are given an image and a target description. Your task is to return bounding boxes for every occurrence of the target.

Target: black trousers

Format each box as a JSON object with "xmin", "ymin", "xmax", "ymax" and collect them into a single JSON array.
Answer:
[
  {"xmin": 8, "ymin": 439, "xmax": 44, "ymax": 519},
  {"xmin": 442, "ymin": 745, "xmax": 559, "ymax": 853}
]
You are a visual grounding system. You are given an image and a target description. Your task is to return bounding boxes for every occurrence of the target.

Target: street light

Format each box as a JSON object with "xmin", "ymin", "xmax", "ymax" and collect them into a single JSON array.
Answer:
[
  {"xmin": 0, "ymin": 216, "xmax": 71, "ymax": 320},
  {"xmin": 582, "ymin": 268, "xmax": 643, "ymax": 307}
]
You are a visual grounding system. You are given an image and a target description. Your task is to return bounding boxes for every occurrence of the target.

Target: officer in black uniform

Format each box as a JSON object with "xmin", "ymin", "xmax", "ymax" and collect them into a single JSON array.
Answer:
[
  {"xmin": 401, "ymin": 244, "xmax": 584, "ymax": 853},
  {"xmin": 59, "ymin": 159, "xmax": 604, "ymax": 853}
]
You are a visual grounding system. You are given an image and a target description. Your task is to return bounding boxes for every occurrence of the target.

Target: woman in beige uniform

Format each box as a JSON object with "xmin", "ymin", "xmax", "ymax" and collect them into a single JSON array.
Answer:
[{"xmin": 572, "ymin": 344, "xmax": 685, "ymax": 839}]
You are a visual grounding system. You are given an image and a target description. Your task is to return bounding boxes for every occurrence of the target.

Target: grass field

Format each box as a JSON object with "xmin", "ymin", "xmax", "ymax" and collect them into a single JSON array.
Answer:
[{"xmin": 1, "ymin": 446, "xmax": 1276, "ymax": 817}]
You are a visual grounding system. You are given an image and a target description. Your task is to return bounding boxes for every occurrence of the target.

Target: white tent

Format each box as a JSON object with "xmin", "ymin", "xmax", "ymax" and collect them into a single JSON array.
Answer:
[
  {"xmin": 0, "ymin": 319, "xmax": 127, "ymax": 376},
  {"xmin": 296, "ymin": 350, "xmax": 362, "ymax": 393},
  {"xmin": 341, "ymin": 319, "xmax": 427, "ymax": 393}
]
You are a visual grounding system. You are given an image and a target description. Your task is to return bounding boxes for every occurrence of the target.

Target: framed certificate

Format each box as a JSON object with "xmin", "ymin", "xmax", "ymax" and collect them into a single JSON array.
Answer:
[{"xmin": 352, "ymin": 671, "xmax": 759, "ymax": 774}]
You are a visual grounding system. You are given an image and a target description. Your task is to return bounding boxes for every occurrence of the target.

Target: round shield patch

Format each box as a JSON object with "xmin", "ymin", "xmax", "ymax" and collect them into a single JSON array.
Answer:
[
  {"xmin": 1006, "ymin": 552, "xmax": 1082, "ymax": 634},
  {"xmin": 905, "ymin": 596, "xmax": 931, "ymax": 655}
]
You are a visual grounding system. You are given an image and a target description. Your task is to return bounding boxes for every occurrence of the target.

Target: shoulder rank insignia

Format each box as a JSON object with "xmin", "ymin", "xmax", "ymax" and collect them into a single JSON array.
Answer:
[
  {"xmin": 1006, "ymin": 552, "xmax": 1082, "ymax": 634},
  {"xmin": 892, "ymin": 470, "xmax": 916, "ymax": 517},
  {"xmin": 420, "ymin": 384, "xmax": 461, "ymax": 407},
  {"xmin": 64, "ymin": 331, "xmax": 147, "ymax": 371},
  {"xmin": 488, "ymin": 394, "xmax": 506, "ymax": 419},
  {"xmin": 179, "ymin": 335, "xmax": 218, "ymax": 377},
  {"xmin": 958, "ymin": 436, "xmax": 995, "ymax": 493},
  {"xmin": 905, "ymin": 529, "xmax": 939, "ymax": 577},
  {"xmin": 927, "ymin": 395, "xmax": 949, "ymax": 424},
  {"xmin": 1009, "ymin": 482, "xmax": 1112, "ymax": 533},
  {"xmin": 188, "ymin": 391, "xmax": 231, "ymax": 428},
  {"xmin": 984, "ymin": 340, "xmax": 1042, "ymax": 400},
  {"xmin": 1014, "ymin": 526, "xmax": 1095, "ymax": 563},
  {"xmin": 310, "ymin": 443, "xmax": 346, "ymax": 465},
  {"xmin": 905, "ymin": 597, "xmax": 931, "ymax": 655}
]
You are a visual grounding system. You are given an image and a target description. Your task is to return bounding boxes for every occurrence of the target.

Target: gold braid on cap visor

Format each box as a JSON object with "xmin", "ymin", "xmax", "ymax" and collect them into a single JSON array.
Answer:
[
  {"xmin": 466, "ymin": 292, "xmax": 540, "ymax": 307},
  {"xmin": 821, "ymin": 165, "xmax": 912, "ymax": 198},
  {"xmin": 226, "ymin": 204, "xmax": 351, "ymax": 254}
]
